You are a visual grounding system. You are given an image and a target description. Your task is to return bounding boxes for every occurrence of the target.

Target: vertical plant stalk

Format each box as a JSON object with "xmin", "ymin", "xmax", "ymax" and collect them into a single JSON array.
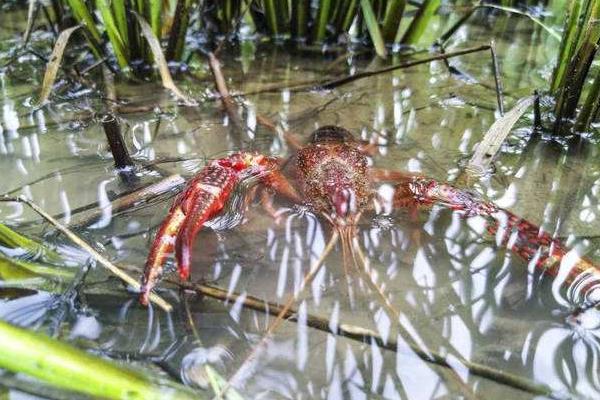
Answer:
[
  {"xmin": 550, "ymin": 0, "xmax": 583, "ymax": 92},
  {"xmin": 381, "ymin": 0, "xmax": 406, "ymax": 42},
  {"xmin": 111, "ymin": 0, "xmax": 129, "ymax": 49},
  {"xmin": 553, "ymin": 0, "xmax": 600, "ymax": 134},
  {"xmin": 533, "ymin": 90, "xmax": 542, "ymax": 133},
  {"xmin": 340, "ymin": 0, "xmax": 358, "ymax": 32},
  {"xmin": 95, "ymin": 0, "xmax": 129, "ymax": 69},
  {"xmin": 63, "ymin": 0, "xmax": 102, "ymax": 42},
  {"xmin": 262, "ymin": 0, "xmax": 279, "ymax": 36},
  {"xmin": 291, "ymin": 0, "xmax": 310, "ymax": 40},
  {"xmin": 360, "ymin": 0, "xmax": 387, "ymax": 58},
  {"xmin": 149, "ymin": 0, "xmax": 162, "ymax": 39},
  {"xmin": 400, "ymin": 0, "xmax": 441, "ymax": 45},
  {"xmin": 490, "ymin": 41, "xmax": 505, "ymax": 116},
  {"xmin": 23, "ymin": 0, "xmax": 40, "ymax": 48},
  {"xmin": 575, "ymin": 66, "xmax": 600, "ymax": 132},
  {"xmin": 313, "ymin": 0, "xmax": 332, "ymax": 43},
  {"xmin": 165, "ymin": 0, "xmax": 193, "ymax": 61}
]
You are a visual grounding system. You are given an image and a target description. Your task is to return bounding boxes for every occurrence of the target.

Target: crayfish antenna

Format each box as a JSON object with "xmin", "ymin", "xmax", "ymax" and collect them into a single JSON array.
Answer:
[
  {"xmin": 350, "ymin": 233, "xmax": 401, "ymax": 322},
  {"xmin": 337, "ymin": 224, "xmax": 358, "ymax": 307}
]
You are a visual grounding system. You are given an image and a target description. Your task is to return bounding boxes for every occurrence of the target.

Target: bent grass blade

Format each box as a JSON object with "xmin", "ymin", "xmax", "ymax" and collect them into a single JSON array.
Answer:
[
  {"xmin": 36, "ymin": 25, "xmax": 81, "ymax": 106},
  {"xmin": 134, "ymin": 13, "xmax": 198, "ymax": 106}
]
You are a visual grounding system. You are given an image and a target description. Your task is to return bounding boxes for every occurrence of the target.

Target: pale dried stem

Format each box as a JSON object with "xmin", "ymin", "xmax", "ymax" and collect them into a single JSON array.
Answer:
[{"xmin": 0, "ymin": 196, "xmax": 172, "ymax": 312}]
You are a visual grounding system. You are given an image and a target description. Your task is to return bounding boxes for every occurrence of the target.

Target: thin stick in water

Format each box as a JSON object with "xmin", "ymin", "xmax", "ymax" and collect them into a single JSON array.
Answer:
[
  {"xmin": 174, "ymin": 280, "xmax": 559, "ymax": 397},
  {"xmin": 315, "ymin": 45, "xmax": 491, "ymax": 90},
  {"xmin": 490, "ymin": 41, "xmax": 505, "ymax": 116}
]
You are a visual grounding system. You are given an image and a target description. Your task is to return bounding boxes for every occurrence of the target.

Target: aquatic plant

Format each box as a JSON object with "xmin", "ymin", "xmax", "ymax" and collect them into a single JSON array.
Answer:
[
  {"xmin": 49, "ymin": 0, "xmax": 444, "ymax": 73},
  {"xmin": 551, "ymin": 0, "xmax": 600, "ymax": 134},
  {"xmin": 0, "ymin": 320, "xmax": 198, "ymax": 399}
]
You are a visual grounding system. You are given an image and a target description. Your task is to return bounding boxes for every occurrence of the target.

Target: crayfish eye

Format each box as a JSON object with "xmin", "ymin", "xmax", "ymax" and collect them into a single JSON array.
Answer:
[{"xmin": 310, "ymin": 126, "xmax": 354, "ymax": 144}]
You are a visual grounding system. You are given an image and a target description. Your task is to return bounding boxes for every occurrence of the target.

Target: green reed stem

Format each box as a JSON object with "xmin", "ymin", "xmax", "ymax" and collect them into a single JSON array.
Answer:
[
  {"xmin": 111, "ymin": 0, "xmax": 129, "ymax": 49},
  {"xmin": 400, "ymin": 0, "xmax": 441, "ymax": 45},
  {"xmin": 554, "ymin": 0, "xmax": 600, "ymax": 134},
  {"xmin": 381, "ymin": 0, "xmax": 406, "ymax": 42},
  {"xmin": 0, "ymin": 320, "xmax": 197, "ymax": 400},
  {"xmin": 0, "ymin": 224, "xmax": 63, "ymax": 265},
  {"xmin": 63, "ymin": 0, "xmax": 101, "ymax": 42},
  {"xmin": 341, "ymin": 0, "xmax": 358, "ymax": 31},
  {"xmin": 95, "ymin": 0, "xmax": 129, "ymax": 68},
  {"xmin": 575, "ymin": 66, "xmax": 600, "ymax": 131},
  {"xmin": 314, "ymin": 0, "xmax": 332, "ymax": 42},
  {"xmin": 551, "ymin": 0, "xmax": 583, "ymax": 92},
  {"xmin": 263, "ymin": 0, "xmax": 279, "ymax": 36},
  {"xmin": 291, "ymin": 0, "xmax": 310, "ymax": 39},
  {"xmin": 165, "ymin": 0, "xmax": 194, "ymax": 61},
  {"xmin": 150, "ymin": 0, "xmax": 162, "ymax": 39},
  {"xmin": 360, "ymin": 0, "xmax": 387, "ymax": 57}
]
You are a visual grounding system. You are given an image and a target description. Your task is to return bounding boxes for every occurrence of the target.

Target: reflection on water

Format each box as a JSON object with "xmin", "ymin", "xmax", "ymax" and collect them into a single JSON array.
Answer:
[{"xmin": 1, "ymin": 3, "xmax": 600, "ymax": 399}]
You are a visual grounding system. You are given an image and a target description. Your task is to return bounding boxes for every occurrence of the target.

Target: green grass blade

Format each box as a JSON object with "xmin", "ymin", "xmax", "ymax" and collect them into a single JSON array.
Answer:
[
  {"xmin": 0, "ymin": 224, "xmax": 63, "ymax": 265},
  {"xmin": 399, "ymin": 0, "xmax": 441, "ymax": 45},
  {"xmin": 111, "ymin": 0, "xmax": 129, "ymax": 49},
  {"xmin": 263, "ymin": 0, "xmax": 279, "ymax": 36},
  {"xmin": 554, "ymin": 0, "xmax": 600, "ymax": 132},
  {"xmin": 63, "ymin": 0, "xmax": 102, "ymax": 42},
  {"xmin": 551, "ymin": 0, "xmax": 583, "ymax": 92},
  {"xmin": 0, "ymin": 320, "xmax": 198, "ymax": 400},
  {"xmin": 0, "ymin": 253, "xmax": 74, "ymax": 281},
  {"xmin": 360, "ymin": 0, "xmax": 387, "ymax": 58},
  {"xmin": 314, "ymin": 0, "xmax": 333, "ymax": 42},
  {"xmin": 482, "ymin": 4, "xmax": 561, "ymax": 41},
  {"xmin": 381, "ymin": 0, "xmax": 406, "ymax": 42},
  {"xmin": 165, "ymin": 0, "xmax": 194, "ymax": 61},
  {"xmin": 575, "ymin": 66, "xmax": 600, "ymax": 132},
  {"xmin": 291, "ymin": 0, "xmax": 310, "ymax": 39},
  {"xmin": 95, "ymin": 0, "xmax": 129, "ymax": 69},
  {"xmin": 341, "ymin": 0, "xmax": 358, "ymax": 31},
  {"xmin": 150, "ymin": 0, "xmax": 162, "ymax": 38}
]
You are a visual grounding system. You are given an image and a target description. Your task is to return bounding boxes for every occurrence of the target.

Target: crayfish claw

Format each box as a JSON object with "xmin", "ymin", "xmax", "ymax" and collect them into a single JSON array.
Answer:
[{"xmin": 139, "ymin": 152, "xmax": 279, "ymax": 306}]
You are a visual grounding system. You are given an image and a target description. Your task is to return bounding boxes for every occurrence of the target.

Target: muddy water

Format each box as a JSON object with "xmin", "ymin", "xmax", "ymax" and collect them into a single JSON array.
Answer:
[{"xmin": 1, "ymin": 3, "xmax": 600, "ymax": 399}]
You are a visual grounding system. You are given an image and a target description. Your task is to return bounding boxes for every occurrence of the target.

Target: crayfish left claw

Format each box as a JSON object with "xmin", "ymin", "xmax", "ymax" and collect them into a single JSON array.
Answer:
[{"xmin": 140, "ymin": 152, "xmax": 278, "ymax": 306}]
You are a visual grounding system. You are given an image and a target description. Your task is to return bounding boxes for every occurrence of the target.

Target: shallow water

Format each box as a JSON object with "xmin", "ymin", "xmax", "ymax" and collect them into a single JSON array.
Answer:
[{"xmin": 1, "ymin": 2, "xmax": 600, "ymax": 399}]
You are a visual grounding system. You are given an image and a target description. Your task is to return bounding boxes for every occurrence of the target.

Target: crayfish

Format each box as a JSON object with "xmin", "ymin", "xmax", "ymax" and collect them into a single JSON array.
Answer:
[{"xmin": 139, "ymin": 124, "xmax": 600, "ymax": 307}]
